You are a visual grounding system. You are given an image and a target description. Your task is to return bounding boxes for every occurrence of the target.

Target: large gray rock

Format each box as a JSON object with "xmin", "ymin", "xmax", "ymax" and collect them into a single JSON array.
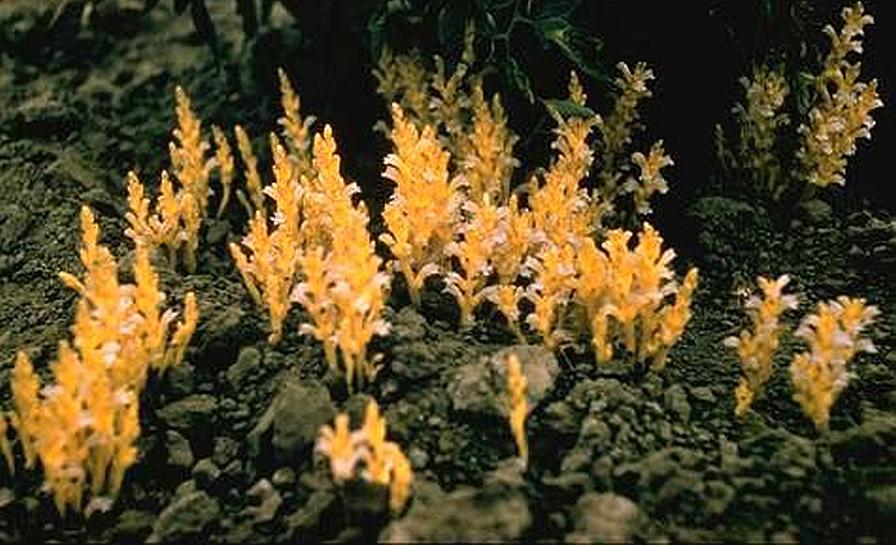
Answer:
[
  {"xmin": 381, "ymin": 462, "xmax": 530, "ymax": 542},
  {"xmin": 148, "ymin": 491, "xmax": 220, "ymax": 542},
  {"xmin": 566, "ymin": 492, "xmax": 645, "ymax": 543},
  {"xmin": 227, "ymin": 347, "xmax": 262, "ymax": 390},
  {"xmin": 248, "ymin": 377, "xmax": 335, "ymax": 460},
  {"xmin": 448, "ymin": 345, "xmax": 559, "ymax": 418}
]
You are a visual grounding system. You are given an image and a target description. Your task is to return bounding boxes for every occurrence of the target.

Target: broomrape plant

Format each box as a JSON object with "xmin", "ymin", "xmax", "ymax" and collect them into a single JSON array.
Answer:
[
  {"xmin": 126, "ymin": 86, "xmax": 233, "ymax": 273},
  {"xmin": 316, "ymin": 400, "xmax": 413, "ymax": 514},
  {"xmin": 9, "ymin": 206, "xmax": 198, "ymax": 514},
  {"xmin": 724, "ymin": 274, "xmax": 799, "ymax": 417},
  {"xmin": 790, "ymin": 296, "xmax": 878, "ymax": 431}
]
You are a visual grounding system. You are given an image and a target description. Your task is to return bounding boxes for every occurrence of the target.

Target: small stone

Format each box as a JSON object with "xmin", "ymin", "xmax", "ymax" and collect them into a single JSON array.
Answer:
[
  {"xmin": 664, "ymin": 384, "xmax": 691, "ymax": 423},
  {"xmin": 148, "ymin": 491, "xmax": 220, "ymax": 543},
  {"xmin": 867, "ymin": 485, "xmax": 896, "ymax": 520},
  {"xmin": 166, "ymin": 431, "xmax": 194, "ymax": 469},
  {"xmin": 0, "ymin": 488, "xmax": 14, "ymax": 509},
  {"xmin": 165, "ymin": 363, "xmax": 195, "ymax": 397},
  {"xmin": 227, "ymin": 347, "xmax": 262, "ymax": 390},
  {"xmin": 690, "ymin": 386, "xmax": 716, "ymax": 403},
  {"xmin": 272, "ymin": 467, "xmax": 296, "ymax": 488},
  {"xmin": 409, "ymin": 447, "xmax": 429, "ymax": 469},
  {"xmin": 192, "ymin": 459, "xmax": 221, "ymax": 489},
  {"xmin": 797, "ymin": 198, "xmax": 832, "ymax": 224},
  {"xmin": 246, "ymin": 479, "xmax": 283, "ymax": 524},
  {"xmin": 213, "ymin": 437, "xmax": 240, "ymax": 466},
  {"xmin": 158, "ymin": 394, "xmax": 217, "ymax": 431},
  {"xmin": 107, "ymin": 510, "xmax": 154, "ymax": 542},
  {"xmin": 287, "ymin": 490, "xmax": 338, "ymax": 538},
  {"xmin": 175, "ymin": 480, "xmax": 198, "ymax": 497}
]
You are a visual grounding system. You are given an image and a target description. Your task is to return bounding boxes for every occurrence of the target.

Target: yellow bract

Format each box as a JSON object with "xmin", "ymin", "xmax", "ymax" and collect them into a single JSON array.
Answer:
[{"xmin": 10, "ymin": 206, "xmax": 197, "ymax": 514}]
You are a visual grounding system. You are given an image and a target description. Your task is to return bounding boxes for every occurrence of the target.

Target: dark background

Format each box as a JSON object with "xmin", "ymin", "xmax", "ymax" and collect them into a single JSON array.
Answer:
[{"xmin": 277, "ymin": 0, "xmax": 894, "ymax": 221}]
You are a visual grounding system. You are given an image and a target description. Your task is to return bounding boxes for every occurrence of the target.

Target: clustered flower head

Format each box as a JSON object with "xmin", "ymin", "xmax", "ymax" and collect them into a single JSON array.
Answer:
[
  {"xmin": 229, "ymin": 133, "xmax": 303, "ymax": 344},
  {"xmin": 9, "ymin": 206, "xmax": 198, "ymax": 513},
  {"xmin": 574, "ymin": 224, "xmax": 699, "ymax": 370},
  {"xmin": 588, "ymin": 63, "xmax": 674, "ymax": 228},
  {"xmin": 315, "ymin": 400, "xmax": 413, "ymax": 514},
  {"xmin": 724, "ymin": 274, "xmax": 799, "ymax": 417},
  {"xmin": 790, "ymin": 296, "xmax": 878, "ymax": 430}
]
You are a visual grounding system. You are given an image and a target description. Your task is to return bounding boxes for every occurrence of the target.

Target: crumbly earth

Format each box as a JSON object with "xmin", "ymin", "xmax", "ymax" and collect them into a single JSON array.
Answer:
[{"xmin": 1, "ymin": 2, "xmax": 895, "ymax": 543}]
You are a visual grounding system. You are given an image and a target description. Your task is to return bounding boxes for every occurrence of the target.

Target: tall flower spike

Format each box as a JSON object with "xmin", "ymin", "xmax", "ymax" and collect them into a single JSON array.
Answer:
[
  {"xmin": 278, "ymin": 68, "xmax": 316, "ymax": 180},
  {"xmin": 170, "ymin": 86, "xmax": 212, "ymax": 216},
  {"xmin": 235, "ymin": 125, "xmax": 266, "ymax": 213},
  {"xmin": 798, "ymin": 2, "xmax": 882, "ymax": 187}
]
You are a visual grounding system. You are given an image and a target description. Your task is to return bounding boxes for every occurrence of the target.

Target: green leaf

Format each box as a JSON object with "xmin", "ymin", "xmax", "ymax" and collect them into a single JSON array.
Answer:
[
  {"xmin": 542, "ymin": 98, "xmax": 596, "ymax": 119},
  {"xmin": 506, "ymin": 56, "xmax": 535, "ymax": 103},
  {"xmin": 535, "ymin": 16, "xmax": 603, "ymax": 78}
]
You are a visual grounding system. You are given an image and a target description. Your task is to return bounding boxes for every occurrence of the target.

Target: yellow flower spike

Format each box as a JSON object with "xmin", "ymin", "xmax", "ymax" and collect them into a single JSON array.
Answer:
[
  {"xmin": 524, "ymin": 243, "xmax": 578, "ymax": 350},
  {"xmin": 444, "ymin": 196, "xmax": 504, "ymax": 328},
  {"xmin": 315, "ymin": 403, "xmax": 414, "ymax": 514},
  {"xmin": 10, "ymin": 351, "xmax": 39, "ymax": 469},
  {"xmin": 360, "ymin": 401, "xmax": 391, "ymax": 485},
  {"xmin": 724, "ymin": 274, "xmax": 797, "ymax": 416},
  {"xmin": 277, "ymin": 68, "xmax": 316, "ymax": 179},
  {"xmin": 170, "ymin": 86, "xmax": 212, "ymax": 215},
  {"xmin": 459, "ymin": 84, "xmax": 519, "ymax": 205},
  {"xmin": 629, "ymin": 141, "xmax": 673, "ymax": 215},
  {"xmin": 387, "ymin": 443, "xmax": 413, "ymax": 513},
  {"xmin": 506, "ymin": 353, "xmax": 529, "ymax": 463},
  {"xmin": 166, "ymin": 292, "xmax": 199, "ymax": 368},
  {"xmin": 180, "ymin": 191, "xmax": 201, "ymax": 273},
  {"xmin": 124, "ymin": 171, "xmax": 154, "ymax": 247},
  {"xmin": 212, "ymin": 125, "xmax": 235, "ymax": 217},
  {"xmin": 381, "ymin": 103, "xmax": 460, "ymax": 308},
  {"xmin": 790, "ymin": 296, "xmax": 877, "ymax": 430},
  {"xmin": 484, "ymin": 284, "xmax": 527, "ymax": 343}
]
